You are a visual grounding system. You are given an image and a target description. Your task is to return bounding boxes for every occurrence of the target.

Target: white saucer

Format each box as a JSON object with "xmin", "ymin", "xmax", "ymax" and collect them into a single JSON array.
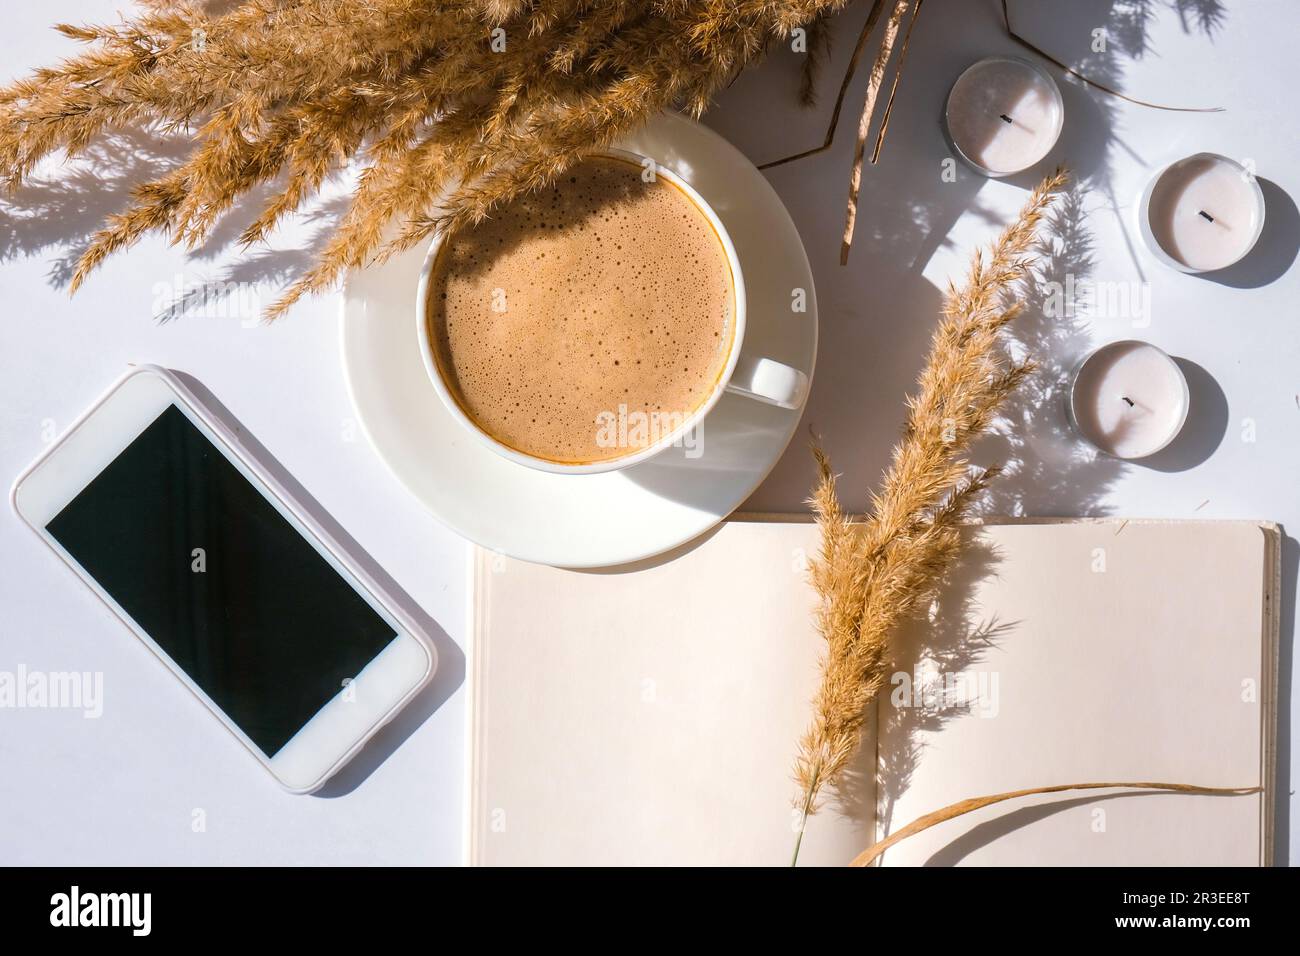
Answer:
[{"xmin": 340, "ymin": 112, "xmax": 817, "ymax": 568}]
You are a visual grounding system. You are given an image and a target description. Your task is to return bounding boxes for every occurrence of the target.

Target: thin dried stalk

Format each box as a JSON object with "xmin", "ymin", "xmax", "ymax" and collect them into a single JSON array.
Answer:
[
  {"xmin": 792, "ymin": 168, "xmax": 1069, "ymax": 866},
  {"xmin": 851, "ymin": 782, "xmax": 1261, "ymax": 866},
  {"xmin": 867, "ymin": 0, "xmax": 923, "ymax": 165},
  {"xmin": 839, "ymin": 0, "xmax": 910, "ymax": 265}
]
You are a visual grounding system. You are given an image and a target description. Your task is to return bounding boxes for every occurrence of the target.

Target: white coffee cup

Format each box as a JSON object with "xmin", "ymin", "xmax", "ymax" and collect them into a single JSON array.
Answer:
[{"xmin": 416, "ymin": 148, "xmax": 808, "ymax": 475}]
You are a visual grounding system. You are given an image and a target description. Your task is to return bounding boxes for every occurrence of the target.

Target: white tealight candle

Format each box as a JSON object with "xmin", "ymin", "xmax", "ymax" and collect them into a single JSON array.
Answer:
[
  {"xmin": 944, "ymin": 56, "xmax": 1063, "ymax": 177},
  {"xmin": 1139, "ymin": 153, "xmax": 1266, "ymax": 273},
  {"xmin": 1068, "ymin": 341, "xmax": 1189, "ymax": 460}
]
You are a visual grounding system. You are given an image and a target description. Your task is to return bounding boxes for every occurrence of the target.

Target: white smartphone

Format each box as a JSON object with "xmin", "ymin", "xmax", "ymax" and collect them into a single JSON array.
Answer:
[{"xmin": 11, "ymin": 365, "xmax": 436, "ymax": 793}]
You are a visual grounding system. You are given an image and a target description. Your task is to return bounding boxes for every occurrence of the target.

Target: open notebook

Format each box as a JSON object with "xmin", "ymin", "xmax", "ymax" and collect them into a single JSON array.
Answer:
[{"xmin": 469, "ymin": 518, "xmax": 1279, "ymax": 866}]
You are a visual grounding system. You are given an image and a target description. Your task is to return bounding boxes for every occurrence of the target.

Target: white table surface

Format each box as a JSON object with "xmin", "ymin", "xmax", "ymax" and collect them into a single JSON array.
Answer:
[{"xmin": 2, "ymin": 0, "xmax": 1295, "ymax": 865}]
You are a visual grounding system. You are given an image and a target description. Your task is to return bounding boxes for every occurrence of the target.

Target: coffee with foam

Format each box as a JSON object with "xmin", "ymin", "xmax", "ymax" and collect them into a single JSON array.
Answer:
[{"xmin": 426, "ymin": 155, "xmax": 735, "ymax": 465}]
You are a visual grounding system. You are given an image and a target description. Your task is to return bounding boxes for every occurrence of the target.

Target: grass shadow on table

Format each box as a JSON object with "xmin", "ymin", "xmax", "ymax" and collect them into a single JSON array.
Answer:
[{"xmin": 0, "ymin": 125, "xmax": 346, "ymax": 325}]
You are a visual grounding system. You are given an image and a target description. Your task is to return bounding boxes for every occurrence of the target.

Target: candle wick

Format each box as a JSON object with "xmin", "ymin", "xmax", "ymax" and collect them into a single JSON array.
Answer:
[
  {"xmin": 1121, "ymin": 396, "xmax": 1135, "ymax": 408},
  {"xmin": 999, "ymin": 113, "xmax": 1013, "ymax": 124},
  {"xmin": 1198, "ymin": 209, "xmax": 1215, "ymax": 223}
]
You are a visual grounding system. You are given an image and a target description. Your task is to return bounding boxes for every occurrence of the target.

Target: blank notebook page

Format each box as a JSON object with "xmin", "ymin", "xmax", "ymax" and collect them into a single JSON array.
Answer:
[
  {"xmin": 470, "ymin": 518, "xmax": 1276, "ymax": 866},
  {"xmin": 877, "ymin": 520, "xmax": 1275, "ymax": 866}
]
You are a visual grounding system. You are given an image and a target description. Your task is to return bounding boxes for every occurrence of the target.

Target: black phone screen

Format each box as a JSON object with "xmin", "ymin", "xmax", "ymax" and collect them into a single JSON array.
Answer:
[{"xmin": 46, "ymin": 404, "xmax": 397, "ymax": 757}]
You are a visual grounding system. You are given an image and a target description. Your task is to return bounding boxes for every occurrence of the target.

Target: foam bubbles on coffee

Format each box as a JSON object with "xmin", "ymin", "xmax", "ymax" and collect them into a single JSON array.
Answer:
[{"xmin": 427, "ymin": 155, "xmax": 735, "ymax": 465}]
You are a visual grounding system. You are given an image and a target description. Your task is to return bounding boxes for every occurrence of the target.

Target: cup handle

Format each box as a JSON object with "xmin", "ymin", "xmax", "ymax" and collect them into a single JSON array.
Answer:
[{"xmin": 724, "ymin": 356, "xmax": 809, "ymax": 410}]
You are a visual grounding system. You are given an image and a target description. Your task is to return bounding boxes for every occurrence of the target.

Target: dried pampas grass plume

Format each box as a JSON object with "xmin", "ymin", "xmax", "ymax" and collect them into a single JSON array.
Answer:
[
  {"xmin": 0, "ymin": 0, "xmax": 854, "ymax": 319},
  {"xmin": 792, "ymin": 167, "xmax": 1069, "ymax": 865}
]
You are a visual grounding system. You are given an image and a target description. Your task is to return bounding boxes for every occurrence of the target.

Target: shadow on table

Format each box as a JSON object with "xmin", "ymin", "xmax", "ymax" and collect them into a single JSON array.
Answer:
[
  {"xmin": 0, "ymin": 127, "xmax": 345, "ymax": 324},
  {"xmin": 1203, "ymin": 179, "xmax": 1300, "ymax": 289},
  {"xmin": 171, "ymin": 370, "xmax": 465, "ymax": 798},
  {"xmin": 1140, "ymin": 358, "xmax": 1228, "ymax": 472}
]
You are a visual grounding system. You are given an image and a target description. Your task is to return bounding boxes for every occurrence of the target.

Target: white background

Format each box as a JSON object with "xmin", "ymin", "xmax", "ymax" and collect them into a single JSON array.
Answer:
[{"xmin": 1, "ymin": 0, "xmax": 1295, "ymax": 865}]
